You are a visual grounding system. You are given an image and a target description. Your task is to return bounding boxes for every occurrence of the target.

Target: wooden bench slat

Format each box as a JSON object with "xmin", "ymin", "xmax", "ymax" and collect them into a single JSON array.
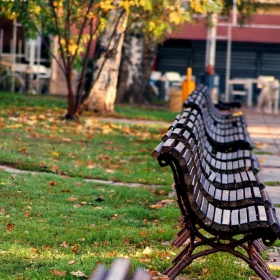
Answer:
[
  {"xmin": 239, "ymin": 208, "xmax": 249, "ymax": 231},
  {"xmin": 248, "ymin": 206, "xmax": 258, "ymax": 229},
  {"xmin": 104, "ymin": 258, "xmax": 130, "ymax": 280}
]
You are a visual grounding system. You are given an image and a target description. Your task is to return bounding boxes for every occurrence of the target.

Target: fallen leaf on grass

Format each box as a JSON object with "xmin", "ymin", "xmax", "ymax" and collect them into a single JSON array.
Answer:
[
  {"xmin": 68, "ymin": 260, "xmax": 75, "ymax": 265},
  {"xmin": 6, "ymin": 223, "xmax": 14, "ymax": 232},
  {"xmin": 102, "ymin": 125, "xmax": 113, "ymax": 134},
  {"xmin": 123, "ymin": 237, "xmax": 130, "ymax": 244},
  {"xmin": 6, "ymin": 124, "xmax": 22, "ymax": 128},
  {"xmin": 50, "ymin": 165, "xmax": 59, "ymax": 173},
  {"xmin": 50, "ymin": 269, "xmax": 67, "ymax": 276},
  {"xmin": 74, "ymin": 204, "xmax": 82, "ymax": 208},
  {"xmin": 51, "ymin": 151, "xmax": 59, "ymax": 157},
  {"xmin": 105, "ymin": 169, "xmax": 115, "ymax": 173},
  {"xmin": 142, "ymin": 246, "xmax": 153, "ymax": 255},
  {"xmin": 140, "ymin": 231, "xmax": 147, "ymax": 236},
  {"xmin": 38, "ymin": 114, "xmax": 46, "ymax": 120},
  {"xmin": 60, "ymin": 241, "xmax": 69, "ymax": 248},
  {"xmin": 68, "ymin": 197, "xmax": 79, "ymax": 202},
  {"xmin": 70, "ymin": 270, "xmax": 87, "ymax": 277},
  {"xmin": 70, "ymin": 244, "xmax": 79, "ymax": 253},
  {"xmin": 61, "ymin": 137, "xmax": 72, "ymax": 142},
  {"xmin": 30, "ymin": 247, "xmax": 40, "ymax": 254},
  {"xmin": 87, "ymin": 164, "xmax": 97, "ymax": 169},
  {"xmin": 99, "ymin": 155, "xmax": 111, "ymax": 161},
  {"xmin": 150, "ymin": 200, "xmax": 175, "ymax": 209},
  {"xmin": 24, "ymin": 211, "xmax": 31, "ymax": 217},
  {"xmin": 150, "ymin": 270, "xmax": 159, "ymax": 276}
]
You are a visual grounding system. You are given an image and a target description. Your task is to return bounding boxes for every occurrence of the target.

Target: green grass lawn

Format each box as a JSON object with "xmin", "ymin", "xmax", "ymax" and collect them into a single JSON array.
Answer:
[{"xmin": 0, "ymin": 92, "xmax": 278, "ymax": 279}]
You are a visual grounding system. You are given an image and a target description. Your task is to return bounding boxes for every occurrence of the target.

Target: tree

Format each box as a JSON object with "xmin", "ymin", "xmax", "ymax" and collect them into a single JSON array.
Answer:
[
  {"xmin": 80, "ymin": 5, "xmax": 128, "ymax": 113},
  {"xmin": 2, "ymin": 0, "xmax": 255, "ymax": 118},
  {"xmin": 116, "ymin": 0, "xmax": 222, "ymax": 105},
  {"xmin": 85, "ymin": 0, "xmax": 223, "ymax": 112},
  {"xmin": 1, "ymin": 0, "xmax": 103, "ymax": 119}
]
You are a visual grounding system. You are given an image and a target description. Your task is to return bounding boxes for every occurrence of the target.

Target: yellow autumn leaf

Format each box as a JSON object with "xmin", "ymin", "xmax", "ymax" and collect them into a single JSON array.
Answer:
[
  {"xmin": 119, "ymin": 0, "xmax": 131, "ymax": 12},
  {"xmin": 100, "ymin": 0, "xmax": 115, "ymax": 11},
  {"xmin": 142, "ymin": 246, "xmax": 152, "ymax": 255},
  {"xmin": 6, "ymin": 124, "xmax": 22, "ymax": 128},
  {"xmin": 102, "ymin": 125, "xmax": 113, "ymax": 134},
  {"xmin": 51, "ymin": 151, "xmax": 59, "ymax": 157},
  {"xmin": 232, "ymin": 111, "xmax": 243, "ymax": 116},
  {"xmin": 190, "ymin": 0, "xmax": 203, "ymax": 13},
  {"xmin": 268, "ymin": 263, "xmax": 280, "ymax": 270},
  {"xmin": 148, "ymin": 21, "xmax": 156, "ymax": 31},
  {"xmin": 169, "ymin": 11, "xmax": 182, "ymax": 25}
]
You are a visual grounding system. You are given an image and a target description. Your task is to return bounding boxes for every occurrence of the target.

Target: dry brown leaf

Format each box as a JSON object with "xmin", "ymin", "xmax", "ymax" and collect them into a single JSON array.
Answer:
[
  {"xmin": 6, "ymin": 124, "xmax": 23, "ymax": 128},
  {"xmin": 74, "ymin": 204, "xmax": 82, "ymax": 208},
  {"xmin": 6, "ymin": 223, "xmax": 14, "ymax": 232},
  {"xmin": 60, "ymin": 241, "xmax": 69, "ymax": 248},
  {"xmin": 123, "ymin": 237, "xmax": 130, "ymax": 244},
  {"xmin": 25, "ymin": 211, "xmax": 31, "ymax": 217},
  {"xmin": 30, "ymin": 247, "xmax": 40, "ymax": 254},
  {"xmin": 50, "ymin": 269, "xmax": 67, "ymax": 276},
  {"xmin": 68, "ymin": 197, "xmax": 79, "ymax": 202},
  {"xmin": 61, "ymin": 137, "xmax": 72, "ymax": 142},
  {"xmin": 70, "ymin": 244, "xmax": 79, "ymax": 253},
  {"xmin": 50, "ymin": 165, "xmax": 59, "ymax": 172},
  {"xmin": 105, "ymin": 169, "xmax": 115, "ymax": 173},
  {"xmin": 49, "ymin": 181, "xmax": 56, "ymax": 186},
  {"xmin": 149, "ymin": 204, "xmax": 163, "ymax": 209},
  {"xmin": 87, "ymin": 164, "xmax": 97, "ymax": 169}
]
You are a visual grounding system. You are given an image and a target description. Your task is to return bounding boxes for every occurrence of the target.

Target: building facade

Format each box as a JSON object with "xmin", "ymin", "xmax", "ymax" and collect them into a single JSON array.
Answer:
[{"xmin": 156, "ymin": 2, "xmax": 280, "ymax": 100}]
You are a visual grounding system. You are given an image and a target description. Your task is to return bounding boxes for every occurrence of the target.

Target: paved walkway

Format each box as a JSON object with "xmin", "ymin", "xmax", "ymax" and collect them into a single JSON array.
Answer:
[
  {"xmin": 242, "ymin": 108, "xmax": 280, "ymax": 273},
  {"xmin": 244, "ymin": 108, "xmax": 280, "ymax": 206}
]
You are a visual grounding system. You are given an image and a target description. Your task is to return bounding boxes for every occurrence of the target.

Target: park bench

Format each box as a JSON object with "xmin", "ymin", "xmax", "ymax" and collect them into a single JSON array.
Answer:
[
  {"xmin": 152, "ymin": 86, "xmax": 280, "ymax": 280},
  {"xmin": 215, "ymin": 98, "xmax": 242, "ymax": 111},
  {"xmin": 183, "ymin": 85, "xmax": 252, "ymax": 151},
  {"xmin": 187, "ymin": 84, "xmax": 245, "ymax": 124}
]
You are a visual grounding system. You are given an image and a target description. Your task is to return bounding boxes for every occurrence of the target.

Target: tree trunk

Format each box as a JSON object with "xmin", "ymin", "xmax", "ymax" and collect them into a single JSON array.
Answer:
[
  {"xmin": 65, "ymin": 69, "xmax": 77, "ymax": 120},
  {"xmin": 86, "ymin": 9, "xmax": 127, "ymax": 113},
  {"xmin": 116, "ymin": 30, "xmax": 144, "ymax": 104},
  {"xmin": 116, "ymin": 33, "xmax": 157, "ymax": 105},
  {"xmin": 140, "ymin": 41, "xmax": 158, "ymax": 103}
]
